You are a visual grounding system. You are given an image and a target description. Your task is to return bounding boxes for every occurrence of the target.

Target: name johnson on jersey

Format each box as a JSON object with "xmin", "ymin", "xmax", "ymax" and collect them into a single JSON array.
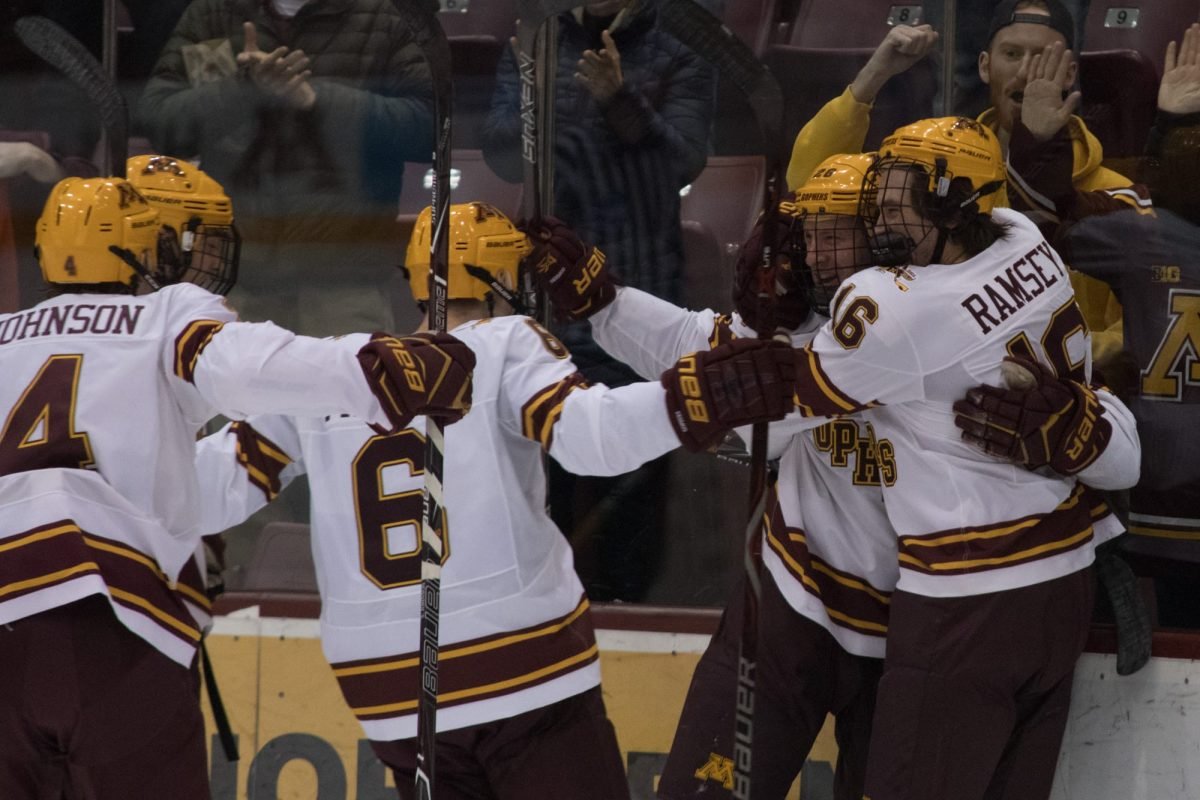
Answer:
[{"xmin": 0, "ymin": 303, "xmax": 145, "ymax": 344}]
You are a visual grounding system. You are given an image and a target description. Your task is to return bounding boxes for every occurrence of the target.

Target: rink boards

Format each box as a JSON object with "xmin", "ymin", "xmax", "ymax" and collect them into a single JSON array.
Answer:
[{"xmin": 198, "ymin": 598, "xmax": 1200, "ymax": 800}]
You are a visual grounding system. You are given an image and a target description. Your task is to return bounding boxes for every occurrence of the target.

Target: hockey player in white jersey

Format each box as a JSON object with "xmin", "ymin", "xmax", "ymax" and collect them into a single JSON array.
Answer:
[
  {"xmin": 193, "ymin": 201, "xmax": 796, "ymax": 800},
  {"xmin": 0, "ymin": 165, "xmax": 475, "ymax": 799},
  {"xmin": 777, "ymin": 118, "xmax": 1141, "ymax": 800},
  {"xmin": 526, "ymin": 154, "xmax": 893, "ymax": 800},
  {"xmin": 524, "ymin": 146, "xmax": 1142, "ymax": 800}
]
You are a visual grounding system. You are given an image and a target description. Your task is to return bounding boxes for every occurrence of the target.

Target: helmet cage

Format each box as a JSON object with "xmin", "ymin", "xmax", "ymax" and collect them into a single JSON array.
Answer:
[{"xmin": 800, "ymin": 211, "xmax": 873, "ymax": 316}]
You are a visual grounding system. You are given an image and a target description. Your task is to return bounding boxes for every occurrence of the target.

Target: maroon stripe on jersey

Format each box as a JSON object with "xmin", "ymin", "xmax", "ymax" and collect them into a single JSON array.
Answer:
[
  {"xmin": 898, "ymin": 485, "xmax": 1094, "ymax": 576},
  {"xmin": 331, "ymin": 595, "xmax": 598, "ymax": 721},
  {"xmin": 708, "ymin": 315, "xmax": 737, "ymax": 349},
  {"xmin": 174, "ymin": 557, "xmax": 212, "ymax": 613},
  {"xmin": 761, "ymin": 488, "xmax": 891, "ymax": 637},
  {"xmin": 174, "ymin": 319, "xmax": 225, "ymax": 384},
  {"xmin": 793, "ymin": 346, "xmax": 873, "ymax": 418},
  {"xmin": 520, "ymin": 373, "xmax": 589, "ymax": 451},
  {"xmin": 0, "ymin": 521, "xmax": 201, "ymax": 646},
  {"xmin": 231, "ymin": 421, "xmax": 293, "ymax": 502}
]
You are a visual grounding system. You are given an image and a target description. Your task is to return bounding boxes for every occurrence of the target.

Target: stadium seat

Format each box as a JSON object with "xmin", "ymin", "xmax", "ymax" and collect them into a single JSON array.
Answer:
[
  {"xmin": 680, "ymin": 219, "xmax": 728, "ymax": 312},
  {"xmin": 680, "ymin": 155, "xmax": 765, "ymax": 274},
  {"xmin": 788, "ymin": 0, "xmax": 926, "ymax": 49},
  {"xmin": 438, "ymin": 0, "xmax": 517, "ymax": 41},
  {"xmin": 723, "ymin": 0, "xmax": 783, "ymax": 56},
  {"xmin": 1078, "ymin": 49, "xmax": 1160, "ymax": 158},
  {"xmin": 437, "ymin": 2, "xmax": 517, "ymax": 148},
  {"xmin": 763, "ymin": 45, "xmax": 936, "ymax": 164},
  {"xmin": 1083, "ymin": 0, "xmax": 1200, "ymax": 75},
  {"xmin": 239, "ymin": 522, "xmax": 317, "ymax": 594}
]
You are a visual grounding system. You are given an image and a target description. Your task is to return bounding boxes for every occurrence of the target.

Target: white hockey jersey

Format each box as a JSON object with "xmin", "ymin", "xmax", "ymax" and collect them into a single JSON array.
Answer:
[
  {"xmin": 194, "ymin": 314, "xmax": 681, "ymax": 740},
  {"xmin": 590, "ymin": 288, "xmax": 896, "ymax": 658},
  {"xmin": 0, "ymin": 283, "xmax": 391, "ymax": 665},
  {"xmin": 783, "ymin": 209, "xmax": 1139, "ymax": 598}
]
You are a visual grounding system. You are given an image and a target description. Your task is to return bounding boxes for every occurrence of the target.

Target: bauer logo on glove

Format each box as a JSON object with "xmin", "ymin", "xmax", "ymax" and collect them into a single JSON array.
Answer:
[{"xmin": 520, "ymin": 216, "xmax": 617, "ymax": 322}]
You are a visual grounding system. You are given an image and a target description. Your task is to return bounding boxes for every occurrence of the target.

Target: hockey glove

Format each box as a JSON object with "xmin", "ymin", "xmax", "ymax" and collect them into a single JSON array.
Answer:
[
  {"xmin": 357, "ymin": 332, "xmax": 475, "ymax": 431},
  {"xmin": 952, "ymin": 356, "xmax": 1112, "ymax": 475},
  {"xmin": 662, "ymin": 338, "xmax": 797, "ymax": 452},
  {"xmin": 522, "ymin": 216, "xmax": 617, "ymax": 322},
  {"xmin": 732, "ymin": 201, "xmax": 810, "ymax": 333}
]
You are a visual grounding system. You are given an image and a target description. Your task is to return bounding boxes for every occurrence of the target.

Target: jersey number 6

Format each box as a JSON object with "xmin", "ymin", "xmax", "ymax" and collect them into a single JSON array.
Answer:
[{"xmin": 352, "ymin": 430, "xmax": 449, "ymax": 589}]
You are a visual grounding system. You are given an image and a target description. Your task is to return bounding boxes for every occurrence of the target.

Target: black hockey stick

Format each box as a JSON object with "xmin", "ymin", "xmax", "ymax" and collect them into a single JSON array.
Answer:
[
  {"xmin": 1095, "ymin": 541, "xmax": 1152, "ymax": 675},
  {"xmin": 516, "ymin": 0, "xmax": 576, "ymax": 324},
  {"xmin": 657, "ymin": 3, "xmax": 787, "ymax": 796},
  {"xmin": 14, "ymin": 15, "xmax": 128, "ymax": 177},
  {"xmin": 390, "ymin": 3, "xmax": 453, "ymax": 798}
]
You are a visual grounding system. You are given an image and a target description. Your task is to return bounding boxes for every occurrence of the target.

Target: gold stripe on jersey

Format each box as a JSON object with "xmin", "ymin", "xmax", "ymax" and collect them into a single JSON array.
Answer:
[
  {"xmin": 332, "ymin": 595, "xmax": 599, "ymax": 721},
  {"xmin": 708, "ymin": 315, "xmax": 737, "ymax": 349},
  {"xmin": 173, "ymin": 557, "xmax": 213, "ymax": 612},
  {"xmin": 793, "ymin": 345, "xmax": 872, "ymax": 417},
  {"xmin": 174, "ymin": 319, "xmax": 225, "ymax": 384},
  {"xmin": 898, "ymin": 485, "xmax": 1094, "ymax": 575},
  {"xmin": 353, "ymin": 645, "xmax": 601, "ymax": 716},
  {"xmin": 520, "ymin": 373, "xmax": 588, "ymax": 451},
  {"xmin": 231, "ymin": 422, "xmax": 293, "ymax": 501},
  {"xmin": 0, "ymin": 562, "xmax": 100, "ymax": 599},
  {"xmin": 763, "ymin": 490, "xmax": 890, "ymax": 637},
  {"xmin": 0, "ymin": 521, "xmax": 202, "ymax": 647}
]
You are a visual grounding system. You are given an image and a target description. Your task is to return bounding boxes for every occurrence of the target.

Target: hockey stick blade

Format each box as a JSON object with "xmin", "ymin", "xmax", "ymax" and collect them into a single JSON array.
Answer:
[
  {"xmin": 14, "ymin": 15, "xmax": 128, "ymax": 177},
  {"xmin": 1095, "ymin": 545, "xmax": 1152, "ymax": 676}
]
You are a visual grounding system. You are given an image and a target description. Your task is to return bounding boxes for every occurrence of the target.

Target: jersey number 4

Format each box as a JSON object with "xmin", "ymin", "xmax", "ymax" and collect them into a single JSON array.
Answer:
[
  {"xmin": 352, "ymin": 430, "xmax": 449, "ymax": 589},
  {"xmin": 0, "ymin": 355, "xmax": 95, "ymax": 478}
]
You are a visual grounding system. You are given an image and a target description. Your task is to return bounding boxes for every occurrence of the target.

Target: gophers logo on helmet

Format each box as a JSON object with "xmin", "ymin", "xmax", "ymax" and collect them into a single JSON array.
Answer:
[
  {"xmin": 35, "ymin": 177, "xmax": 161, "ymax": 290},
  {"xmin": 405, "ymin": 202, "xmax": 532, "ymax": 304},
  {"xmin": 792, "ymin": 153, "xmax": 877, "ymax": 217}
]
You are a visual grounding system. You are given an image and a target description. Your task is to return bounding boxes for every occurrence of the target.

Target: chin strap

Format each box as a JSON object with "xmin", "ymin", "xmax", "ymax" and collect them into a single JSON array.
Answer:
[
  {"xmin": 464, "ymin": 264, "xmax": 528, "ymax": 315},
  {"xmin": 108, "ymin": 244, "xmax": 162, "ymax": 291}
]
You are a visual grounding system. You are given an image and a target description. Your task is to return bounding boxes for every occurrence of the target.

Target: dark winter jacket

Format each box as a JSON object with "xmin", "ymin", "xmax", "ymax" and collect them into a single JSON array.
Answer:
[
  {"xmin": 139, "ymin": 0, "xmax": 434, "ymax": 220},
  {"xmin": 482, "ymin": 2, "xmax": 714, "ymax": 302}
]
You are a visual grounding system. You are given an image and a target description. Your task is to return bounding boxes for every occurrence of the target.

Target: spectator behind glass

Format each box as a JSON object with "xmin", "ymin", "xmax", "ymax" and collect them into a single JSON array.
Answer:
[
  {"xmin": 1056, "ymin": 24, "xmax": 1200, "ymax": 626},
  {"xmin": 785, "ymin": 0, "xmax": 1134, "ymax": 370},
  {"xmin": 923, "ymin": 0, "xmax": 1090, "ymax": 118},
  {"xmin": 138, "ymin": 0, "xmax": 437, "ymax": 337},
  {"xmin": 480, "ymin": 0, "xmax": 715, "ymax": 601}
]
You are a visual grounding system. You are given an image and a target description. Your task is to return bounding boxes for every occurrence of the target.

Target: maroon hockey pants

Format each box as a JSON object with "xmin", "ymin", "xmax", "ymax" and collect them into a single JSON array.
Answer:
[
  {"xmin": 372, "ymin": 686, "xmax": 631, "ymax": 800},
  {"xmin": 863, "ymin": 566, "xmax": 1095, "ymax": 800},
  {"xmin": 657, "ymin": 569, "xmax": 883, "ymax": 800},
  {"xmin": 0, "ymin": 595, "xmax": 209, "ymax": 799}
]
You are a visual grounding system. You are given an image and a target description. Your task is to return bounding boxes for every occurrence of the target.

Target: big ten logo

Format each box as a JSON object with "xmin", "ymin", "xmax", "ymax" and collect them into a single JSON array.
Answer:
[
  {"xmin": 811, "ymin": 420, "xmax": 896, "ymax": 487},
  {"xmin": 573, "ymin": 249, "xmax": 606, "ymax": 295},
  {"xmin": 625, "ymin": 751, "xmax": 834, "ymax": 800},
  {"xmin": 209, "ymin": 734, "xmax": 395, "ymax": 800}
]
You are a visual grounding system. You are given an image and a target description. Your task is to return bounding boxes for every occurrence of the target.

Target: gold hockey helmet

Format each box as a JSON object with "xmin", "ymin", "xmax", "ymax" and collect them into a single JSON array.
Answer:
[
  {"xmin": 35, "ymin": 176, "xmax": 160, "ymax": 289},
  {"xmin": 405, "ymin": 202, "xmax": 532, "ymax": 303},
  {"xmin": 876, "ymin": 116, "xmax": 1006, "ymax": 215},
  {"xmin": 790, "ymin": 153, "xmax": 878, "ymax": 217},
  {"xmin": 126, "ymin": 155, "xmax": 239, "ymax": 295}
]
